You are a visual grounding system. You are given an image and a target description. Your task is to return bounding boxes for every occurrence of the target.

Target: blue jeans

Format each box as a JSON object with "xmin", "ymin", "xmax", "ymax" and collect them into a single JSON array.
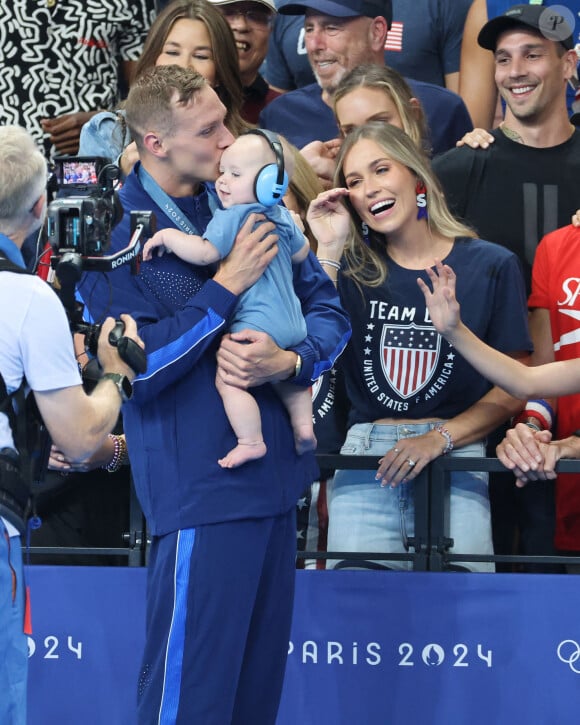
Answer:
[
  {"xmin": 327, "ymin": 423, "xmax": 494, "ymax": 572},
  {"xmin": 0, "ymin": 525, "xmax": 27, "ymax": 725}
]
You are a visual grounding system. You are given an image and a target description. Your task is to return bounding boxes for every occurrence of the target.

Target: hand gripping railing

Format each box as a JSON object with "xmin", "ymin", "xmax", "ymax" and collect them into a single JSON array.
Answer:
[{"xmin": 304, "ymin": 454, "xmax": 580, "ymax": 571}]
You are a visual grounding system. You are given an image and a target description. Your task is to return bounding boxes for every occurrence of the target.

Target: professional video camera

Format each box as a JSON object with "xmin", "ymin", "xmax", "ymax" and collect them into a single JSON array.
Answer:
[
  {"xmin": 0, "ymin": 159, "xmax": 154, "ymax": 533},
  {"xmin": 48, "ymin": 156, "xmax": 121, "ymax": 257},
  {"xmin": 46, "ymin": 156, "xmax": 154, "ymax": 375}
]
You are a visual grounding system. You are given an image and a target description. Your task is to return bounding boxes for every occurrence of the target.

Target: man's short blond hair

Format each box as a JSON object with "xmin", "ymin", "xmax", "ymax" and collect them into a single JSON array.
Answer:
[
  {"xmin": 125, "ymin": 65, "xmax": 208, "ymax": 152},
  {"xmin": 0, "ymin": 126, "xmax": 46, "ymax": 231}
]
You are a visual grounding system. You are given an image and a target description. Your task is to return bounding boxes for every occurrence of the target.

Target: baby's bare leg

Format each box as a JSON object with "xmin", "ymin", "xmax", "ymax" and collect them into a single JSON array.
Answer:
[
  {"xmin": 275, "ymin": 382, "xmax": 317, "ymax": 455},
  {"xmin": 216, "ymin": 373, "xmax": 267, "ymax": 468}
]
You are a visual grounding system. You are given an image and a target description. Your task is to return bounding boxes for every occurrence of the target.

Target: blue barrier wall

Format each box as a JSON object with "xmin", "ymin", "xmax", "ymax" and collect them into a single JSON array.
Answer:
[{"xmin": 26, "ymin": 567, "xmax": 580, "ymax": 724}]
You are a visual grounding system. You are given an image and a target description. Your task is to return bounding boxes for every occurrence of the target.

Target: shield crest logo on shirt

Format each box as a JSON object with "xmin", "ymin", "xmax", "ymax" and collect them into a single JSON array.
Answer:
[{"xmin": 380, "ymin": 323, "xmax": 440, "ymax": 399}]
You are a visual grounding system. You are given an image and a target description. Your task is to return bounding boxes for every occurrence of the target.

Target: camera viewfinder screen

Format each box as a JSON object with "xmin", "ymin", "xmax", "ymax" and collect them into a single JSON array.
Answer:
[{"xmin": 60, "ymin": 160, "xmax": 98, "ymax": 186}]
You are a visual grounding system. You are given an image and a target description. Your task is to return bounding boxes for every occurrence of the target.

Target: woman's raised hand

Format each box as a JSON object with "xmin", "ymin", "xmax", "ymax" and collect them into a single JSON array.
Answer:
[
  {"xmin": 416, "ymin": 260, "xmax": 461, "ymax": 337},
  {"xmin": 306, "ymin": 187, "xmax": 351, "ymax": 259}
]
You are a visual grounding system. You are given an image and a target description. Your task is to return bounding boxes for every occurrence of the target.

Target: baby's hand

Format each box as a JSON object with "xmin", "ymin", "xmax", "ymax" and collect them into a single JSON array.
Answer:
[
  {"xmin": 572, "ymin": 209, "xmax": 580, "ymax": 227},
  {"xmin": 287, "ymin": 209, "xmax": 305, "ymax": 233},
  {"xmin": 142, "ymin": 235, "xmax": 168, "ymax": 261}
]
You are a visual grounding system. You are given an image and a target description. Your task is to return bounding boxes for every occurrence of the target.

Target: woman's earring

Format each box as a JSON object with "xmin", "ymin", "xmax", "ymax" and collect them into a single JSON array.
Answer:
[
  {"xmin": 361, "ymin": 221, "xmax": 370, "ymax": 245},
  {"xmin": 416, "ymin": 181, "xmax": 428, "ymax": 220}
]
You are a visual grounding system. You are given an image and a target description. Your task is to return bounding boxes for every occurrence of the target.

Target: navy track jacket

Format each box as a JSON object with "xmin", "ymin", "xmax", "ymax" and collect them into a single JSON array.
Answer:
[{"xmin": 78, "ymin": 165, "xmax": 351, "ymax": 535}]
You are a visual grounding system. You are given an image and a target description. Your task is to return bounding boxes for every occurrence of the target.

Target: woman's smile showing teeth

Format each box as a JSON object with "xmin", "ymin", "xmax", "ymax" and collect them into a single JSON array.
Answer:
[
  {"xmin": 370, "ymin": 199, "xmax": 395, "ymax": 216},
  {"xmin": 342, "ymin": 138, "xmax": 427, "ymax": 240}
]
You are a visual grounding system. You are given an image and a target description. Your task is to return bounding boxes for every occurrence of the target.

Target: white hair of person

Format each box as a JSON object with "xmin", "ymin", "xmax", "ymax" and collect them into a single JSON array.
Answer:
[{"xmin": 0, "ymin": 125, "xmax": 47, "ymax": 235}]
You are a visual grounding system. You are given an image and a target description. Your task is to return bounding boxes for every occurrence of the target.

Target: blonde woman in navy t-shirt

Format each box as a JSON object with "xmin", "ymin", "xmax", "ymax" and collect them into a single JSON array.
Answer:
[{"xmin": 307, "ymin": 122, "xmax": 532, "ymax": 571}]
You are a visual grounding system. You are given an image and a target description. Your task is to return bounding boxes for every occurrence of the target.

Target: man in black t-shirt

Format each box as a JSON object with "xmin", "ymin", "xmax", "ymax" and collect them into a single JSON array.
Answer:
[
  {"xmin": 434, "ymin": 4, "xmax": 580, "ymax": 291},
  {"xmin": 433, "ymin": 4, "xmax": 580, "ymax": 572}
]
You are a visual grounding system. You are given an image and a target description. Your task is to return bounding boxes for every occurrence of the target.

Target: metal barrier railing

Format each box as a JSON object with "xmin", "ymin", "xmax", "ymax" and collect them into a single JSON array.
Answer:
[
  {"xmin": 302, "ymin": 454, "xmax": 580, "ymax": 571},
  {"xmin": 429, "ymin": 456, "xmax": 580, "ymax": 570},
  {"xmin": 27, "ymin": 477, "xmax": 147, "ymax": 567},
  {"xmin": 26, "ymin": 455, "xmax": 580, "ymax": 570}
]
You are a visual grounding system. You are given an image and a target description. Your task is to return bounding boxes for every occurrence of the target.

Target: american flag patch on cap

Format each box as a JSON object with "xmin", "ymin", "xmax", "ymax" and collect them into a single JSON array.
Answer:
[{"xmin": 384, "ymin": 21, "xmax": 403, "ymax": 52}]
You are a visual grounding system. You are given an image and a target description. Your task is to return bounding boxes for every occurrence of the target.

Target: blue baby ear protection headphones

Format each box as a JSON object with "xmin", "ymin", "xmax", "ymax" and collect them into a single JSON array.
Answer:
[{"xmin": 244, "ymin": 129, "xmax": 289, "ymax": 207}]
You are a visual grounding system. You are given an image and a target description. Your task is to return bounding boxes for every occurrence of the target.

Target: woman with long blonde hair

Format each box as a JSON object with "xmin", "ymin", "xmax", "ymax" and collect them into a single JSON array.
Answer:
[{"xmin": 307, "ymin": 122, "xmax": 532, "ymax": 572}]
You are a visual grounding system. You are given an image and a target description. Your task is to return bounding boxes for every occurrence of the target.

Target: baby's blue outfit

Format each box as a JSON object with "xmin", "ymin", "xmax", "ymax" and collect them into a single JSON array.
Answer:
[{"xmin": 206, "ymin": 203, "xmax": 308, "ymax": 348}]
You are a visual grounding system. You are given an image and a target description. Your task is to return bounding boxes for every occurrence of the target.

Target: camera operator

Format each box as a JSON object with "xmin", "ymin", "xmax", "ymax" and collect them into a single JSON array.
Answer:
[{"xmin": 0, "ymin": 125, "xmax": 143, "ymax": 725}]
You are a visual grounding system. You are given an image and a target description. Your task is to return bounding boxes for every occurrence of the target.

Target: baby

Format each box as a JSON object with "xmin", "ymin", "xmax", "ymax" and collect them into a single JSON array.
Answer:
[{"xmin": 142, "ymin": 130, "xmax": 316, "ymax": 468}]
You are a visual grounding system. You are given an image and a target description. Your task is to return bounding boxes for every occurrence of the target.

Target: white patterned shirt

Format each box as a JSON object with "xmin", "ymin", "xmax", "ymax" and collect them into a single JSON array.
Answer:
[{"xmin": 0, "ymin": 0, "xmax": 155, "ymax": 153}]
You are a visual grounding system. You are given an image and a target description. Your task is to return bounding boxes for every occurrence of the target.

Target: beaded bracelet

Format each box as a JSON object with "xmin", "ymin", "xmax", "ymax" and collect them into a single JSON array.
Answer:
[
  {"xmin": 434, "ymin": 424, "xmax": 454, "ymax": 454},
  {"xmin": 103, "ymin": 434, "xmax": 128, "ymax": 473}
]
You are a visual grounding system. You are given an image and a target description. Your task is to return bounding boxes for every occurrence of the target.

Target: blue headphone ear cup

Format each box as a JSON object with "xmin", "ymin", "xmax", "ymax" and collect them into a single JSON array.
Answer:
[{"xmin": 254, "ymin": 164, "xmax": 289, "ymax": 207}]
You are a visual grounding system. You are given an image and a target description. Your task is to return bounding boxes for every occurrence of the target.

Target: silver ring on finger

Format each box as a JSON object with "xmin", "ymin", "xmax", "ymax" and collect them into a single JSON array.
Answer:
[{"xmin": 407, "ymin": 458, "xmax": 416, "ymax": 468}]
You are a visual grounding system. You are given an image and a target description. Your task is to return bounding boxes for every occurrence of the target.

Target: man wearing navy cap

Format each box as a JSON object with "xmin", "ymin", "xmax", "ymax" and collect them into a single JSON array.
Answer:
[
  {"xmin": 285, "ymin": 0, "xmax": 391, "ymax": 101},
  {"xmin": 434, "ymin": 2, "xmax": 578, "ymax": 286},
  {"xmin": 477, "ymin": 2, "xmax": 575, "ymax": 51},
  {"xmin": 264, "ymin": 0, "xmax": 472, "ymax": 92},
  {"xmin": 433, "ymin": 3, "xmax": 580, "ymax": 573},
  {"xmin": 258, "ymin": 0, "xmax": 473, "ymax": 154}
]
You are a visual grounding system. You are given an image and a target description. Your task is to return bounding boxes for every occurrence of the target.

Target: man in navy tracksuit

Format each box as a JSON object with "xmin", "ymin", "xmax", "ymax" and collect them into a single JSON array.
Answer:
[{"xmin": 79, "ymin": 65, "xmax": 350, "ymax": 724}]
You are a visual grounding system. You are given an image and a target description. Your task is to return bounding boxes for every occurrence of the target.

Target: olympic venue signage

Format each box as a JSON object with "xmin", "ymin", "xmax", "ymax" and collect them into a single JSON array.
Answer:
[{"xmin": 26, "ymin": 567, "xmax": 580, "ymax": 724}]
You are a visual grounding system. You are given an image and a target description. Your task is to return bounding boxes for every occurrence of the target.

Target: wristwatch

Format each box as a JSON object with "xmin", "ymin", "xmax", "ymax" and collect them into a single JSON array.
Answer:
[{"xmin": 101, "ymin": 372, "xmax": 133, "ymax": 402}]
